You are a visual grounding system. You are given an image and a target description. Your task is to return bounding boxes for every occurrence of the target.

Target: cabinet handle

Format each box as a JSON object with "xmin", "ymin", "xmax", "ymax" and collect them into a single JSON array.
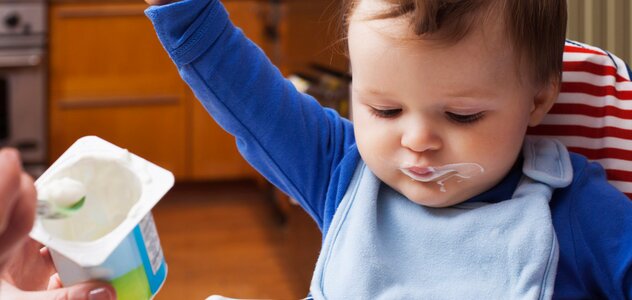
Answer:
[
  {"xmin": 56, "ymin": 5, "xmax": 146, "ymax": 18},
  {"xmin": 59, "ymin": 95, "xmax": 179, "ymax": 109}
]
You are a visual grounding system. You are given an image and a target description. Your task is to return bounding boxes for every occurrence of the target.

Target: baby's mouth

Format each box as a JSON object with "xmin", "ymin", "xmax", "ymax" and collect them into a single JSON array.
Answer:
[
  {"xmin": 400, "ymin": 167, "xmax": 458, "ymax": 182},
  {"xmin": 399, "ymin": 163, "xmax": 485, "ymax": 192}
]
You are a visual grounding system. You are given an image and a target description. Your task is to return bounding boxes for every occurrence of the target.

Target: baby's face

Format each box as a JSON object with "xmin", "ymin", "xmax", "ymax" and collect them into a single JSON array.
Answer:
[{"xmin": 348, "ymin": 0, "xmax": 549, "ymax": 207}]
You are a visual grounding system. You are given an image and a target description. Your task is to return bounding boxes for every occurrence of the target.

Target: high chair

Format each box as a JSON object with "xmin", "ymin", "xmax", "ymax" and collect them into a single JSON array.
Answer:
[{"xmin": 527, "ymin": 40, "xmax": 632, "ymax": 199}]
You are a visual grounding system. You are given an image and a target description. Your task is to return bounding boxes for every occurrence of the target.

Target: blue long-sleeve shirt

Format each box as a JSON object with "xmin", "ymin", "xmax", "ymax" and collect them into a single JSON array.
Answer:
[{"xmin": 145, "ymin": 1, "xmax": 632, "ymax": 298}]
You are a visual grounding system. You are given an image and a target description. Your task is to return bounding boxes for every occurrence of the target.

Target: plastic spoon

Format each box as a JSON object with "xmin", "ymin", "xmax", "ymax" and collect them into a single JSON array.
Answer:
[
  {"xmin": 37, "ymin": 196, "xmax": 86, "ymax": 219},
  {"xmin": 36, "ymin": 178, "xmax": 87, "ymax": 219}
]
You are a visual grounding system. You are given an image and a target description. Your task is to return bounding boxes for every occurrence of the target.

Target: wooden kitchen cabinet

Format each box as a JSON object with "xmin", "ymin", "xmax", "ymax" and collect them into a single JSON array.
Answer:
[
  {"xmin": 277, "ymin": 1, "xmax": 348, "ymax": 76},
  {"xmin": 49, "ymin": 2, "xmax": 264, "ymax": 180},
  {"xmin": 49, "ymin": 3, "xmax": 189, "ymax": 177}
]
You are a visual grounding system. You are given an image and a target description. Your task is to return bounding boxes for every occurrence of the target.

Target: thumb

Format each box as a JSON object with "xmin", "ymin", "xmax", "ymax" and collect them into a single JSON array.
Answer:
[{"xmin": 22, "ymin": 281, "xmax": 116, "ymax": 300}]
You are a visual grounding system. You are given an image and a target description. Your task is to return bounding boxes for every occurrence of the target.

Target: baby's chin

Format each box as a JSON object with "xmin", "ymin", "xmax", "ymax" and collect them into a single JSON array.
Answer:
[
  {"xmin": 398, "ymin": 179, "xmax": 479, "ymax": 208},
  {"xmin": 405, "ymin": 193, "xmax": 467, "ymax": 208}
]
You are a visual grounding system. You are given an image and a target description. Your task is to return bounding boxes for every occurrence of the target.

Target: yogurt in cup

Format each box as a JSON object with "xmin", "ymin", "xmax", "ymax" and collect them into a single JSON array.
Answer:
[{"xmin": 30, "ymin": 136, "xmax": 174, "ymax": 300}]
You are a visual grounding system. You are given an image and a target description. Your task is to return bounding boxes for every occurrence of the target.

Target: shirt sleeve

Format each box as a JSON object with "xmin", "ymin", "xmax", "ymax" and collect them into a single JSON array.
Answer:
[
  {"xmin": 145, "ymin": 0, "xmax": 356, "ymax": 227},
  {"xmin": 552, "ymin": 157, "xmax": 632, "ymax": 298}
]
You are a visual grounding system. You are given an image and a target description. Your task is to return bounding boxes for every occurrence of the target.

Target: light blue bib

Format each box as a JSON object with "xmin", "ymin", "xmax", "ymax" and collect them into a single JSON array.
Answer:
[{"xmin": 310, "ymin": 137, "xmax": 573, "ymax": 299}]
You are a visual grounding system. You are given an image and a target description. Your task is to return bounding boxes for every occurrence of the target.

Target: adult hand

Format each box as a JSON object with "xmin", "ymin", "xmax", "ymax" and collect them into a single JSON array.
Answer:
[
  {"xmin": 1, "ymin": 238, "xmax": 116, "ymax": 299},
  {"xmin": 0, "ymin": 148, "xmax": 36, "ymax": 273},
  {"xmin": 0, "ymin": 148, "xmax": 116, "ymax": 299}
]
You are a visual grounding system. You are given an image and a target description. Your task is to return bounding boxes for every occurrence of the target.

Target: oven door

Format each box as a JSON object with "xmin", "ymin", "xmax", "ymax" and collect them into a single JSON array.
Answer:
[{"xmin": 0, "ymin": 48, "xmax": 47, "ymax": 174}]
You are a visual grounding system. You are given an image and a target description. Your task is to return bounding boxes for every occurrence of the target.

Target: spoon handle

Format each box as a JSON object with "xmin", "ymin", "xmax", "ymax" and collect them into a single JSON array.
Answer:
[{"xmin": 37, "ymin": 200, "xmax": 68, "ymax": 219}]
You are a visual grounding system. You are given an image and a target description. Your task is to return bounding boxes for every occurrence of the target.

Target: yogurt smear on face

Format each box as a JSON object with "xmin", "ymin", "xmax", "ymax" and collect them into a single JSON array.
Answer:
[{"xmin": 400, "ymin": 163, "xmax": 485, "ymax": 192}]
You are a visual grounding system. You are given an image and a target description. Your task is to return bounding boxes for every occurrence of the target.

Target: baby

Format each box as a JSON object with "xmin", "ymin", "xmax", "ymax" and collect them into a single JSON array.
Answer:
[{"xmin": 145, "ymin": 0, "xmax": 632, "ymax": 298}]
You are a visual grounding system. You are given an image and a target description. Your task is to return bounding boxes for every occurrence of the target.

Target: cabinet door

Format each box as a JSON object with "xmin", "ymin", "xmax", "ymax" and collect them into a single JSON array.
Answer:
[
  {"xmin": 188, "ymin": 1, "xmax": 265, "ymax": 180},
  {"xmin": 49, "ymin": 3, "xmax": 187, "ymax": 177},
  {"xmin": 278, "ymin": 1, "xmax": 349, "ymax": 75}
]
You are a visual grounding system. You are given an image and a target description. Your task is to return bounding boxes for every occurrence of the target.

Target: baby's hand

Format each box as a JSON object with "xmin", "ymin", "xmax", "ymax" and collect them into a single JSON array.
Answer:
[{"xmin": 144, "ymin": 0, "xmax": 178, "ymax": 5}]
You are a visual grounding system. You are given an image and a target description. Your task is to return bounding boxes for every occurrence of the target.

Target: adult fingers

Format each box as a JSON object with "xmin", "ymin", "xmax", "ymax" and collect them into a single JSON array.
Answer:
[
  {"xmin": 40, "ymin": 246, "xmax": 55, "ymax": 270},
  {"xmin": 0, "ymin": 173, "xmax": 36, "ymax": 262},
  {"xmin": 12, "ymin": 173, "xmax": 36, "ymax": 240},
  {"xmin": 15, "ymin": 172, "xmax": 36, "ymax": 237},
  {"xmin": 10, "ymin": 281, "xmax": 116, "ymax": 300},
  {"xmin": 47, "ymin": 273, "xmax": 63, "ymax": 290},
  {"xmin": 3, "ymin": 239, "xmax": 56, "ymax": 291},
  {"xmin": 0, "ymin": 148, "xmax": 22, "ymax": 233},
  {"xmin": 0, "ymin": 150, "xmax": 31, "ymax": 272}
]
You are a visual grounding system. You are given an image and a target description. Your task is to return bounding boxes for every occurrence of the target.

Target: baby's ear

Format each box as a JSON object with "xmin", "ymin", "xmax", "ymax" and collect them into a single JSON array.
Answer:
[{"xmin": 528, "ymin": 78, "xmax": 560, "ymax": 127}]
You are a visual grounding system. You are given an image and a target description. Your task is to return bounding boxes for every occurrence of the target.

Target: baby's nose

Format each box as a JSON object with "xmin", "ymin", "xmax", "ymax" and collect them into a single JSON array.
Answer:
[{"xmin": 400, "ymin": 122, "xmax": 442, "ymax": 153}]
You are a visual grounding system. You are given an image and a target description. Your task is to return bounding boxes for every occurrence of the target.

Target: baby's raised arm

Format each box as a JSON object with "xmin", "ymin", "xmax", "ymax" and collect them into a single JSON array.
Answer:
[{"xmin": 145, "ymin": 0, "xmax": 355, "ymax": 224}]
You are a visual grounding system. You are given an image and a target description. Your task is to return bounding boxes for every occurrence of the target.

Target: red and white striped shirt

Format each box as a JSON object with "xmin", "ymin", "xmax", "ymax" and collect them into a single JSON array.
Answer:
[{"xmin": 528, "ymin": 40, "xmax": 632, "ymax": 199}]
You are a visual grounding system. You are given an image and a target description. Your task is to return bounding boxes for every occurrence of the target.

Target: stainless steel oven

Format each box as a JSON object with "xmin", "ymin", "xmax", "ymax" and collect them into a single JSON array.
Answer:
[{"xmin": 0, "ymin": 0, "xmax": 47, "ymax": 176}]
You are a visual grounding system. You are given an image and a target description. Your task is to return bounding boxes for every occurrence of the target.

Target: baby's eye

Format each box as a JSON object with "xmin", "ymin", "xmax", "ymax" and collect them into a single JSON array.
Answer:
[
  {"xmin": 370, "ymin": 107, "xmax": 402, "ymax": 118},
  {"xmin": 446, "ymin": 112, "xmax": 485, "ymax": 124}
]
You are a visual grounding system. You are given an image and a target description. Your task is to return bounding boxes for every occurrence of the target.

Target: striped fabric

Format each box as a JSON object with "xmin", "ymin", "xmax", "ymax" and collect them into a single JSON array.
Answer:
[{"xmin": 527, "ymin": 40, "xmax": 632, "ymax": 199}]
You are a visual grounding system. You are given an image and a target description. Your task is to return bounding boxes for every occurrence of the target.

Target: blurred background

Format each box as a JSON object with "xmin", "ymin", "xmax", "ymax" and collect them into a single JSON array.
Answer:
[{"xmin": 0, "ymin": 0, "xmax": 630, "ymax": 299}]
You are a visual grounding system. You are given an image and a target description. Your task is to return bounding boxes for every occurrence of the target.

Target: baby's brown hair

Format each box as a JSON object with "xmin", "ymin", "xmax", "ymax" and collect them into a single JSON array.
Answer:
[{"xmin": 341, "ymin": 0, "xmax": 567, "ymax": 86}]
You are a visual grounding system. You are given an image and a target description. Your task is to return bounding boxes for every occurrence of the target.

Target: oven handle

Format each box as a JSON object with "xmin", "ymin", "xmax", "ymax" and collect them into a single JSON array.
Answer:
[{"xmin": 0, "ymin": 54, "xmax": 42, "ymax": 68}]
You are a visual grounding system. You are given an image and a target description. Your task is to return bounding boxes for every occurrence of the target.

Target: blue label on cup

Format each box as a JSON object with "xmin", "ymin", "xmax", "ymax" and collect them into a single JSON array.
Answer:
[{"xmin": 99, "ymin": 213, "xmax": 167, "ymax": 299}]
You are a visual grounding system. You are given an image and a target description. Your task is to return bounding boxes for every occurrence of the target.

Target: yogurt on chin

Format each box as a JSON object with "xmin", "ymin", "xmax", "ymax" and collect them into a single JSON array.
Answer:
[{"xmin": 400, "ymin": 163, "xmax": 485, "ymax": 192}]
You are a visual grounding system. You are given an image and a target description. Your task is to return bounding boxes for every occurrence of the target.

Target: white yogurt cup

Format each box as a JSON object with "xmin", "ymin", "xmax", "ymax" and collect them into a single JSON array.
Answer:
[{"xmin": 30, "ymin": 136, "xmax": 174, "ymax": 300}]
